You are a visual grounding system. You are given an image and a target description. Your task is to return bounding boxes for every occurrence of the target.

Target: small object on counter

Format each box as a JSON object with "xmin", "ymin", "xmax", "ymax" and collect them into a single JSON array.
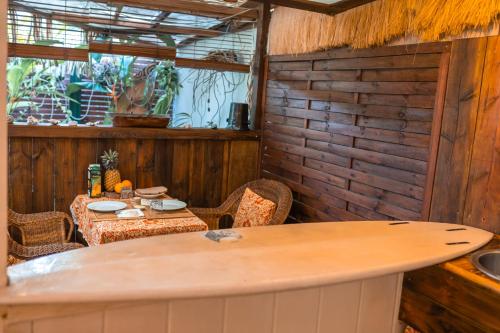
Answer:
[
  {"xmin": 26, "ymin": 116, "xmax": 39, "ymax": 125},
  {"xmin": 205, "ymin": 230, "xmax": 242, "ymax": 243},
  {"xmin": 48, "ymin": 119, "xmax": 60, "ymax": 125},
  {"xmin": 7, "ymin": 115, "xmax": 14, "ymax": 124},
  {"xmin": 140, "ymin": 198, "xmax": 152, "ymax": 207},
  {"xmin": 227, "ymin": 103, "xmax": 249, "ymax": 130},
  {"xmin": 112, "ymin": 114, "xmax": 170, "ymax": 128},
  {"xmin": 132, "ymin": 204, "xmax": 146, "ymax": 210},
  {"xmin": 88, "ymin": 164, "xmax": 102, "ymax": 198},
  {"xmin": 120, "ymin": 186, "xmax": 134, "ymax": 199},
  {"xmin": 116, "ymin": 209, "xmax": 144, "ymax": 219},
  {"xmin": 132, "ymin": 197, "xmax": 142, "ymax": 205},
  {"xmin": 37, "ymin": 121, "xmax": 54, "ymax": 126},
  {"xmin": 135, "ymin": 186, "xmax": 168, "ymax": 198},
  {"xmin": 104, "ymin": 191, "xmax": 120, "ymax": 199}
]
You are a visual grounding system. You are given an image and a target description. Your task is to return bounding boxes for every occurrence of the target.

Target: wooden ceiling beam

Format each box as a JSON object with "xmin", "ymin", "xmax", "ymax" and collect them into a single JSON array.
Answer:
[
  {"xmin": 8, "ymin": 43, "xmax": 250, "ymax": 73},
  {"xmin": 249, "ymin": 0, "xmax": 376, "ymax": 15},
  {"xmin": 49, "ymin": 12, "xmax": 222, "ymax": 37},
  {"xmin": 93, "ymin": 0, "xmax": 258, "ymax": 20},
  {"xmin": 326, "ymin": 0, "xmax": 377, "ymax": 15},
  {"xmin": 249, "ymin": 0, "xmax": 330, "ymax": 14},
  {"xmin": 89, "ymin": 41, "xmax": 176, "ymax": 59},
  {"xmin": 8, "ymin": 43, "xmax": 89, "ymax": 61}
]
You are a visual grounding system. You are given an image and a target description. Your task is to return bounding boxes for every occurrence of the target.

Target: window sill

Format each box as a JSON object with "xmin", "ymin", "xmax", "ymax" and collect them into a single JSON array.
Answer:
[{"xmin": 8, "ymin": 124, "xmax": 261, "ymax": 140}]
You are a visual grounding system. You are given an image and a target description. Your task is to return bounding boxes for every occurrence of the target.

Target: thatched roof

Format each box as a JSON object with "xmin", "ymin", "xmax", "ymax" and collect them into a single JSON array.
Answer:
[{"xmin": 269, "ymin": 0, "xmax": 500, "ymax": 55}]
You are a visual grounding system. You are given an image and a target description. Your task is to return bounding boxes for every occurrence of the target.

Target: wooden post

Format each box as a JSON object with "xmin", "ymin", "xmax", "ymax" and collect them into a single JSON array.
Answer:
[
  {"xmin": 0, "ymin": 0, "xmax": 8, "ymax": 287},
  {"xmin": 421, "ymin": 50, "xmax": 450, "ymax": 221},
  {"xmin": 250, "ymin": 2, "xmax": 271, "ymax": 130}
]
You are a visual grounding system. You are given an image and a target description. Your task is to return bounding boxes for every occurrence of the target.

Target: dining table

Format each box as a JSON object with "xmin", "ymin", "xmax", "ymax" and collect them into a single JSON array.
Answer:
[{"xmin": 70, "ymin": 194, "xmax": 208, "ymax": 246}]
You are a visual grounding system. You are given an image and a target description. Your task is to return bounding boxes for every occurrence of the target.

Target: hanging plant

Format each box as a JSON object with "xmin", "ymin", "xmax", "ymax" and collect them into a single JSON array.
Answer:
[{"xmin": 152, "ymin": 61, "xmax": 182, "ymax": 115}]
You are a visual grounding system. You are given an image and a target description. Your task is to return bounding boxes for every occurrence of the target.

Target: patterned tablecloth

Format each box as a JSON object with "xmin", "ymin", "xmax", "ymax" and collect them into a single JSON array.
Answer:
[{"xmin": 70, "ymin": 195, "xmax": 208, "ymax": 246}]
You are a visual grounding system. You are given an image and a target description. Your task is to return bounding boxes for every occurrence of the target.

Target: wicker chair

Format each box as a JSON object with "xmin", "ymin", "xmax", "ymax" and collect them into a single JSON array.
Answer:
[
  {"xmin": 190, "ymin": 179, "xmax": 293, "ymax": 230},
  {"xmin": 8, "ymin": 209, "xmax": 84, "ymax": 261}
]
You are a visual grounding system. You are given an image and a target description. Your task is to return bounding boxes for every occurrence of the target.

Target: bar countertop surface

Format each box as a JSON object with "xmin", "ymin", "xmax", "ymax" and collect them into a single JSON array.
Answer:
[{"xmin": 1, "ymin": 221, "xmax": 493, "ymax": 305}]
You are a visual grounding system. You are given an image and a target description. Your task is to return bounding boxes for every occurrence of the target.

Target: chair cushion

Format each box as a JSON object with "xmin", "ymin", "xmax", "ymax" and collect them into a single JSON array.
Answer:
[{"xmin": 233, "ymin": 188, "xmax": 277, "ymax": 228}]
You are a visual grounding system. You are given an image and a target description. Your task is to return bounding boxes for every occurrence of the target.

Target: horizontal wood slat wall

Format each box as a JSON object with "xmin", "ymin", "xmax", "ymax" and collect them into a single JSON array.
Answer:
[
  {"xmin": 8, "ymin": 128, "xmax": 260, "ymax": 215},
  {"xmin": 261, "ymin": 42, "xmax": 451, "ymax": 222}
]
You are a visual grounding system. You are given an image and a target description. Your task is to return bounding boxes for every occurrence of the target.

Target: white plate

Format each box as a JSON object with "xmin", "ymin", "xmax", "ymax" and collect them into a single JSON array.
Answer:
[
  {"xmin": 151, "ymin": 200, "xmax": 187, "ymax": 211},
  {"xmin": 87, "ymin": 201, "xmax": 127, "ymax": 212},
  {"xmin": 136, "ymin": 191, "xmax": 166, "ymax": 199}
]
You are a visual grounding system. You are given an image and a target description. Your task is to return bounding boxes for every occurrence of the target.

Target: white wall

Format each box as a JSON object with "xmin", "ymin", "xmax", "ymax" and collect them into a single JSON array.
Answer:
[
  {"xmin": 173, "ymin": 69, "xmax": 249, "ymax": 128},
  {"xmin": 173, "ymin": 30, "xmax": 255, "ymax": 128}
]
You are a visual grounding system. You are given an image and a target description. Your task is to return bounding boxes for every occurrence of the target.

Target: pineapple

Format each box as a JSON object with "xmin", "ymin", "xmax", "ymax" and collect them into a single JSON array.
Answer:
[{"xmin": 101, "ymin": 149, "xmax": 121, "ymax": 192}]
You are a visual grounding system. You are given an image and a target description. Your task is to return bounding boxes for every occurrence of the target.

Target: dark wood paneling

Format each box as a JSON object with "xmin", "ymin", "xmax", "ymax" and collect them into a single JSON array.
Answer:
[
  {"xmin": 462, "ymin": 36, "xmax": 500, "ymax": 233},
  {"xmin": 32, "ymin": 138, "xmax": 54, "ymax": 213},
  {"xmin": 8, "ymin": 138, "xmax": 33, "ymax": 213},
  {"xmin": 8, "ymin": 129, "xmax": 260, "ymax": 214},
  {"xmin": 400, "ymin": 288, "xmax": 487, "ymax": 333},
  {"xmin": 429, "ymin": 38, "xmax": 488, "ymax": 225},
  {"xmin": 262, "ymin": 42, "xmax": 448, "ymax": 222},
  {"xmin": 403, "ymin": 266, "xmax": 500, "ymax": 332},
  {"xmin": 135, "ymin": 139, "xmax": 156, "ymax": 189},
  {"xmin": 401, "ymin": 237, "xmax": 500, "ymax": 333},
  {"xmin": 430, "ymin": 36, "xmax": 500, "ymax": 233}
]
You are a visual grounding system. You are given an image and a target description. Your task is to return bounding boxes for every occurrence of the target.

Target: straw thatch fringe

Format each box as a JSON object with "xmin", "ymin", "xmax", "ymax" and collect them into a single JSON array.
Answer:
[{"xmin": 268, "ymin": 0, "xmax": 500, "ymax": 55}]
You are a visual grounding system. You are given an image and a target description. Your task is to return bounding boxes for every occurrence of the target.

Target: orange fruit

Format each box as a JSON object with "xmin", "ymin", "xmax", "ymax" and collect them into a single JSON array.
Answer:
[
  {"xmin": 91, "ymin": 184, "xmax": 101, "ymax": 197},
  {"xmin": 121, "ymin": 180, "xmax": 133, "ymax": 189},
  {"xmin": 114, "ymin": 182, "xmax": 124, "ymax": 194}
]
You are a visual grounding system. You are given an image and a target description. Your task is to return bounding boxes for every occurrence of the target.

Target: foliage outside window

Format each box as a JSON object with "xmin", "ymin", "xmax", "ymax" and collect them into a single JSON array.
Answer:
[
  {"xmin": 7, "ymin": 54, "xmax": 183, "ymax": 126},
  {"xmin": 7, "ymin": 54, "xmax": 249, "ymax": 128}
]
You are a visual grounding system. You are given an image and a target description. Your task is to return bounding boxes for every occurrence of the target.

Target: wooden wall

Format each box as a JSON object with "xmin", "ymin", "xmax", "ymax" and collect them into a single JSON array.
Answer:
[
  {"xmin": 8, "ymin": 126, "xmax": 260, "ymax": 215},
  {"xmin": 430, "ymin": 36, "xmax": 500, "ymax": 234},
  {"xmin": 261, "ymin": 42, "xmax": 450, "ymax": 222},
  {"xmin": 261, "ymin": 36, "xmax": 500, "ymax": 233}
]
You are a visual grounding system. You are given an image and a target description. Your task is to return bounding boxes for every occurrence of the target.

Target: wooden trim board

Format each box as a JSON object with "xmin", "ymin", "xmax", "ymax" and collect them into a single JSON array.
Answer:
[
  {"xmin": 8, "ymin": 44, "xmax": 251, "ymax": 73},
  {"xmin": 8, "ymin": 125, "xmax": 261, "ymax": 140}
]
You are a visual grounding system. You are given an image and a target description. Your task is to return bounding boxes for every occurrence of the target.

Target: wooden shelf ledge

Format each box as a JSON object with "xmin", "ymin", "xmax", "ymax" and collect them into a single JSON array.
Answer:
[{"xmin": 8, "ymin": 125, "xmax": 261, "ymax": 141}]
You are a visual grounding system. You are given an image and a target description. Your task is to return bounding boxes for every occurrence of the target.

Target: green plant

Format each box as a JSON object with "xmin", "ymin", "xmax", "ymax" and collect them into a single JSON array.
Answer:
[
  {"xmin": 152, "ymin": 61, "xmax": 181, "ymax": 115},
  {"xmin": 171, "ymin": 112, "xmax": 192, "ymax": 127},
  {"xmin": 65, "ymin": 54, "xmax": 137, "ymax": 122},
  {"xmin": 7, "ymin": 58, "xmax": 71, "ymax": 116},
  {"xmin": 7, "ymin": 41, "xmax": 75, "ymax": 117}
]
